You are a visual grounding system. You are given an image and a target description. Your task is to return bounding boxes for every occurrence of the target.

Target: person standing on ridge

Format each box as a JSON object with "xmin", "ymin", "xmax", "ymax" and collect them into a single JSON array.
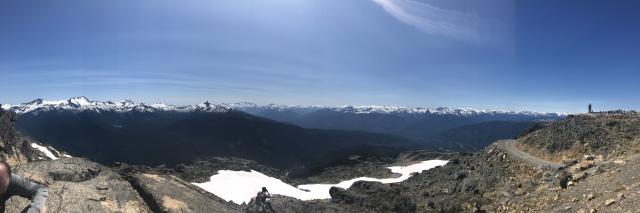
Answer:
[
  {"xmin": 588, "ymin": 103, "xmax": 592, "ymax": 113},
  {"xmin": 255, "ymin": 187, "xmax": 275, "ymax": 213},
  {"xmin": 0, "ymin": 161, "xmax": 48, "ymax": 213}
]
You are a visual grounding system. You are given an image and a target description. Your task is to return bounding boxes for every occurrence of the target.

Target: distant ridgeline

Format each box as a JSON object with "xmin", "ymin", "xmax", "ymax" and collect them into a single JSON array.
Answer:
[
  {"xmin": 3, "ymin": 97, "xmax": 566, "ymax": 170},
  {"xmin": 5, "ymin": 97, "xmax": 413, "ymax": 170},
  {"xmin": 230, "ymin": 104, "xmax": 566, "ymax": 151}
]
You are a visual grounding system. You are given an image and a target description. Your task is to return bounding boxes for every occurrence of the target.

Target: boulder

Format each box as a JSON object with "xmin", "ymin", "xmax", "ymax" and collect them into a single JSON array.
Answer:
[
  {"xmin": 605, "ymin": 199, "xmax": 616, "ymax": 206},
  {"xmin": 572, "ymin": 172, "xmax": 588, "ymax": 182},
  {"xmin": 246, "ymin": 195, "xmax": 345, "ymax": 213},
  {"xmin": 577, "ymin": 161, "xmax": 595, "ymax": 171},
  {"xmin": 562, "ymin": 159, "xmax": 578, "ymax": 167},
  {"xmin": 127, "ymin": 173, "xmax": 242, "ymax": 213},
  {"xmin": 4, "ymin": 158, "xmax": 150, "ymax": 213}
]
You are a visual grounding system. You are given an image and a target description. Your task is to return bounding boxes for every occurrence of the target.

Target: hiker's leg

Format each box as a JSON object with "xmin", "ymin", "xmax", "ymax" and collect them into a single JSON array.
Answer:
[{"xmin": 267, "ymin": 202, "xmax": 275, "ymax": 212}]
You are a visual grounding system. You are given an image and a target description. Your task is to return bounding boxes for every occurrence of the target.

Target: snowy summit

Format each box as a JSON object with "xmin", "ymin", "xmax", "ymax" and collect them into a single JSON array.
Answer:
[{"xmin": 3, "ymin": 97, "xmax": 232, "ymax": 114}]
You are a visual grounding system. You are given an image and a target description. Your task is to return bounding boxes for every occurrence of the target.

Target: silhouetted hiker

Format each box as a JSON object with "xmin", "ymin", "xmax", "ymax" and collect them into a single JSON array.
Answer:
[
  {"xmin": 0, "ymin": 161, "xmax": 48, "ymax": 213},
  {"xmin": 255, "ymin": 187, "xmax": 275, "ymax": 213},
  {"xmin": 588, "ymin": 103, "xmax": 592, "ymax": 113}
]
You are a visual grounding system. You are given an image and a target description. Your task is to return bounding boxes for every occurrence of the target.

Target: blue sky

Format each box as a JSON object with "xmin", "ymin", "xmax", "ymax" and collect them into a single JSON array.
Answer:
[{"xmin": 1, "ymin": 0, "xmax": 639, "ymax": 113}]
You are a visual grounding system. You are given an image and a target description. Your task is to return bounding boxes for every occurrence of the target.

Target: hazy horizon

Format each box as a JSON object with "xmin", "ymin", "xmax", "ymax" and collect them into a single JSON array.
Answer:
[{"xmin": 2, "ymin": 0, "xmax": 640, "ymax": 113}]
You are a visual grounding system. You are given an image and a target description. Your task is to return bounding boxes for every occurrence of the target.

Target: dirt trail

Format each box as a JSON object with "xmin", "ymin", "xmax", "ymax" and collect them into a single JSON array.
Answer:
[{"xmin": 496, "ymin": 139, "xmax": 563, "ymax": 169}]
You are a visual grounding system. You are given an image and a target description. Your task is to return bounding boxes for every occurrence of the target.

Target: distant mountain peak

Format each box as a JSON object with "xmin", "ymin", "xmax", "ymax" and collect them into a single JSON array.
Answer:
[
  {"xmin": 25, "ymin": 98, "xmax": 44, "ymax": 105},
  {"xmin": 67, "ymin": 96, "xmax": 93, "ymax": 107},
  {"xmin": 3, "ymin": 97, "xmax": 232, "ymax": 114}
]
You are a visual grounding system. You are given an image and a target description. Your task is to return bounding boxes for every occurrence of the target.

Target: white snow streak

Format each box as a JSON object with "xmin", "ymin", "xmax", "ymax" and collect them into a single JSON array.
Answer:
[
  {"xmin": 193, "ymin": 160, "xmax": 448, "ymax": 204},
  {"xmin": 30, "ymin": 143, "xmax": 59, "ymax": 160}
]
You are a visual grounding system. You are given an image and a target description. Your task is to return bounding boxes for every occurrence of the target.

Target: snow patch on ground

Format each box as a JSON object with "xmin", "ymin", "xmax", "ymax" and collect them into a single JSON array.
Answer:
[
  {"xmin": 30, "ymin": 143, "xmax": 59, "ymax": 160},
  {"xmin": 48, "ymin": 146, "xmax": 72, "ymax": 158},
  {"xmin": 193, "ymin": 160, "xmax": 448, "ymax": 204}
]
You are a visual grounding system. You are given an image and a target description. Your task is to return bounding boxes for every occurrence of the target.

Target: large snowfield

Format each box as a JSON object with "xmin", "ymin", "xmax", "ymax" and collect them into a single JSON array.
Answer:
[{"xmin": 193, "ymin": 159, "xmax": 448, "ymax": 204}]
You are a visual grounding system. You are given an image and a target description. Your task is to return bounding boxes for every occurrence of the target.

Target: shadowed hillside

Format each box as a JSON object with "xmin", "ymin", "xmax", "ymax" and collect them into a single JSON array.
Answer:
[{"xmin": 14, "ymin": 110, "xmax": 414, "ymax": 170}]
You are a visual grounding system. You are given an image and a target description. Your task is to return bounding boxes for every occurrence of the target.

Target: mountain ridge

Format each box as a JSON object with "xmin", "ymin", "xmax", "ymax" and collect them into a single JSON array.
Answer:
[
  {"xmin": 11, "ymin": 104, "xmax": 415, "ymax": 170},
  {"xmin": 226, "ymin": 103, "xmax": 568, "ymax": 117},
  {"xmin": 3, "ymin": 97, "xmax": 231, "ymax": 114},
  {"xmin": 2, "ymin": 97, "xmax": 567, "ymax": 117}
]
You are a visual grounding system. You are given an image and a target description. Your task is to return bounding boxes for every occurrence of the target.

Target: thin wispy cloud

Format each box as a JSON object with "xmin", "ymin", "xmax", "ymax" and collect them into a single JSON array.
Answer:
[{"xmin": 372, "ymin": 0, "xmax": 494, "ymax": 44}]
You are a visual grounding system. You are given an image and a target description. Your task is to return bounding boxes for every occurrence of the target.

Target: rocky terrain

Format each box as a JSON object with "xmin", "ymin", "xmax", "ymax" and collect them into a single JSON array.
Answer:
[
  {"xmin": 4, "ymin": 104, "xmax": 640, "ymax": 213},
  {"xmin": 519, "ymin": 113, "xmax": 640, "ymax": 161},
  {"xmin": 324, "ymin": 114, "xmax": 640, "ymax": 212},
  {"xmin": 126, "ymin": 173, "xmax": 241, "ymax": 213},
  {"xmin": 5, "ymin": 158, "xmax": 150, "ymax": 212}
]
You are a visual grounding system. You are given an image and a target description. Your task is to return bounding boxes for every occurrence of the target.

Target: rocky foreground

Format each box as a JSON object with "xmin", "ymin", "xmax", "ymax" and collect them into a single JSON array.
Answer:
[
  {"xmin": 313, "ymin": 114, "xmax": 640, "ymax": 212},
  {"xmin": 387, "ymin": 114, "xmax": 640, "ymax": 212},
  {"xmin": 5, "ymin": 158, "xmax": 150, "ymax": 212}
]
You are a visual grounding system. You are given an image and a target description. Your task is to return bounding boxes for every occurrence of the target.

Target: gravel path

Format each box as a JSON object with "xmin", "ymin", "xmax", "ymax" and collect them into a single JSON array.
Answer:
[{"xmin": 496, "ymin": 139, "xmax": 563, "ymax": 169}]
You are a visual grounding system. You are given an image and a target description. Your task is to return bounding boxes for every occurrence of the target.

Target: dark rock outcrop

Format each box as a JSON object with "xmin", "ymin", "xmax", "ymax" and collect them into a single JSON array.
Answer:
[
  {"xmin": 256, "ymin": 195, "xmax": 346, "ymax": 213},
  {"xmin": 330, "ymin": 181, "xmax": 417, "ymax": 213},
  {"xmin": 0, "ymin": 109, "xmax": 52, "ymax": 165}
]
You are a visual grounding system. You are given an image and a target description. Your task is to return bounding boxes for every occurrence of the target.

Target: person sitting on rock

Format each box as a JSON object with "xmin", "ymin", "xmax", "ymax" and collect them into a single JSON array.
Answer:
[
  {"xmin": 0, "ymin": 161, "xmax": 48, "ymax": 213},
  {"xmin": 255, "ymin": 187, "xmax": 275, "ymax": 212}
]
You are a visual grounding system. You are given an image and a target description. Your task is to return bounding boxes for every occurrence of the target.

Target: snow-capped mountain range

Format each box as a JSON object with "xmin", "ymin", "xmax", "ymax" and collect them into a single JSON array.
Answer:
[
  {"xmin": 1, "ymin": 97, "xmax": 230, "ymax": 114},
  {"xmin": 1, "ymin": 97, "xmax": 567, "ymax": 117},
  {"xmin": 224, "ymin": 102, "xmax": 567, "ymax": 118}
]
